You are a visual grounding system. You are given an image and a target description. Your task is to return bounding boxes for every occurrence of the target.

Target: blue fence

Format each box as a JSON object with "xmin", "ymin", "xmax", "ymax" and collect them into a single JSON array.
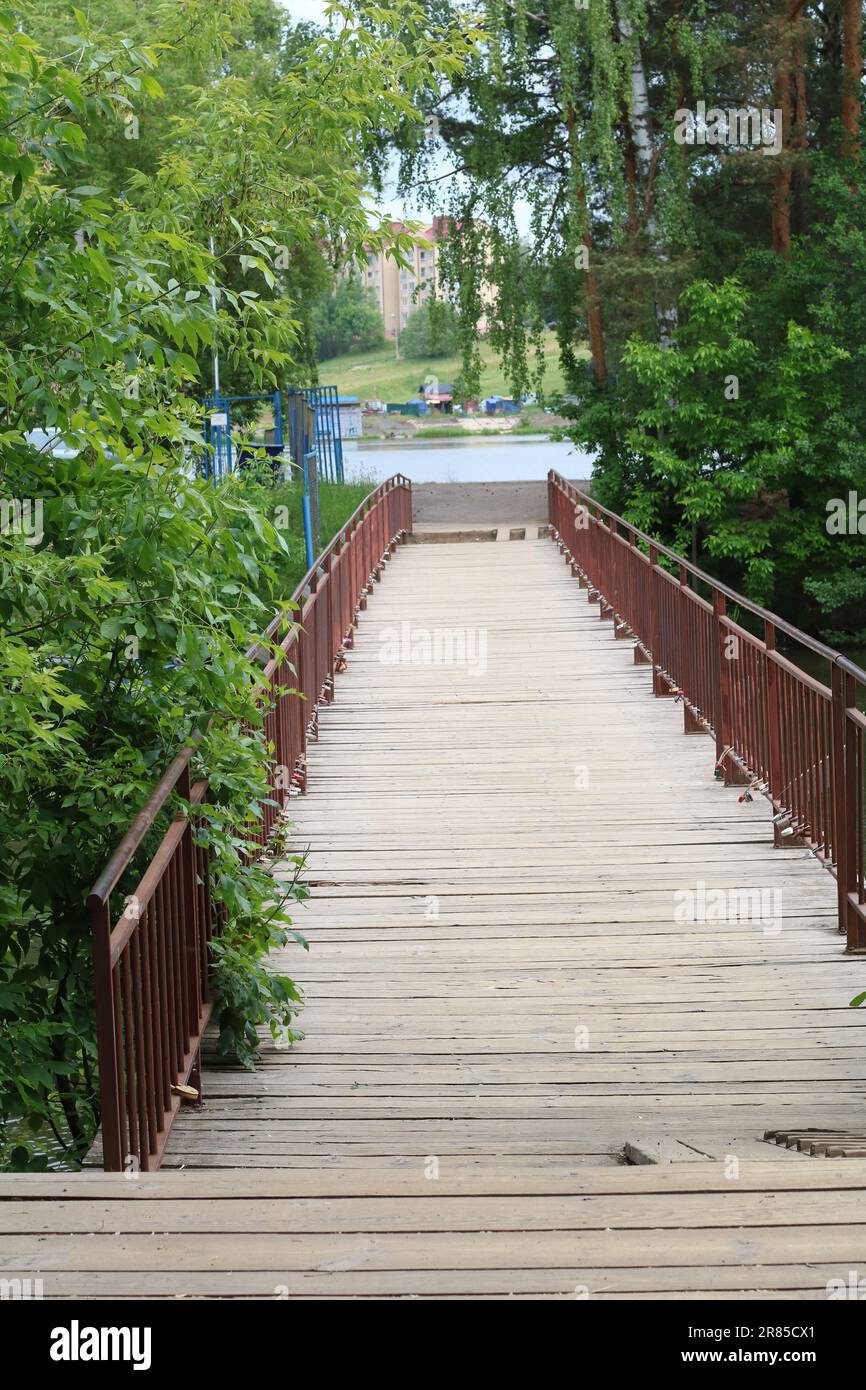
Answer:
[
  {"xmin": 287, "ymin": 385, "xmax": 344, "ymax": 484},
  {"xmin": 200, "ymin": 395, "xmax": 233, "ymax": 483},
  {"xmin": 201, "ymin": 387, "xmax": 342, "ymax": 485},
  {"xmin": 200, "ymin": 389, "xmax": 324, "ymax": 560}
]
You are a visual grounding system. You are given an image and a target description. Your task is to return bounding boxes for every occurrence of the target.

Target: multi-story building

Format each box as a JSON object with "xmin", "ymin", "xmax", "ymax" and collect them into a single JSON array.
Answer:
[
  {"xmin": 358, "ymin": 215, "xmax": 492, "ymax": 340},
  {"xmin": 362, "ymin": 218, "xmax": 442, "ymax": 338}
]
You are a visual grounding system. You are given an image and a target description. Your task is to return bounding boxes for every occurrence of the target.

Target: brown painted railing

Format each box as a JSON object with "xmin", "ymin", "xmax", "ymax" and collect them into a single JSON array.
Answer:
[
  {"xmin": 548, "ymin": 470, "xmax": 866, "ymax": 953},
  {"xmin": 87, "ymin": 474, "xmax": 412, "ymax": 1170}
]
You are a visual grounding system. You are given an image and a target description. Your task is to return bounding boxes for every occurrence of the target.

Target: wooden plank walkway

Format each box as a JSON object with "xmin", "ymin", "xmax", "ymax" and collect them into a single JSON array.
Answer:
[
  {"xmin": 3, "ymin": 1162, "xmax": 866, "ymax": 1298},
  {"xmin": 181, "ymin": 533, "xmax": 865, "ymax": 1169},
  {"xmin": 3, "ymin": 530, "xmax": 865, "ymax": 1298}
]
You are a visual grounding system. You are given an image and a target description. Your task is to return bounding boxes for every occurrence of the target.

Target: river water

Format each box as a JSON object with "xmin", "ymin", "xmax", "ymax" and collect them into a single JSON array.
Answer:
[{"xmin": 343, "ymin": 434, "xmax": 595, "ymax": 484}]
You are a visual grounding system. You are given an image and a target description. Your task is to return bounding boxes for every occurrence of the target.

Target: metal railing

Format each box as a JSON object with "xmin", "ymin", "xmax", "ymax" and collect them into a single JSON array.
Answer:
[
  {"xmin": 87, "ymin": 474, "xmax": 413, "ymax": 1170},
  {"xmin": 548, "ymin": 470, "xmax": 866, "ymax": 953}
]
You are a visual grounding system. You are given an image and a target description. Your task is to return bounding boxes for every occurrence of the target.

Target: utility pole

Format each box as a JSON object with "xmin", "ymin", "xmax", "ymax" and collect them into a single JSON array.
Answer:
[{"xmin": 209, "ymin": 235, "xmax": 221, "ymax": 395}]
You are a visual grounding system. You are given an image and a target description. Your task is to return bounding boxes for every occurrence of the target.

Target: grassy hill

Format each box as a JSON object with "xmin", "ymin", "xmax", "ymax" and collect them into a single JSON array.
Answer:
[{"xmin": 317, "ymin": 329, "xmax": 573, "ymax": 403}]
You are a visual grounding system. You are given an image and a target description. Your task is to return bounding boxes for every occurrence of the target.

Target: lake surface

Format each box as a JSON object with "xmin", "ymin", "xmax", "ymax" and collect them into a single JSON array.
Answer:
[{"xmin": 343, "ymin": 435, "xmax": 595, "ymax": 484}]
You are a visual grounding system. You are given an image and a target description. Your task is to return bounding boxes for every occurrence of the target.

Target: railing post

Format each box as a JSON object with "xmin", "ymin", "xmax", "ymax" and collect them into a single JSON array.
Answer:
[
  {"xmin": 604, "ymin": 516, "xmax": 613, "ymax": 609},
  {"xmin": 715, "ymin": 592, "xmax": 748, "ymax": 786},
  {"xmin": 648, "ymin": 544, "xmax": 665, "ymax": 696},
  {"xmin": 90, "ymin": 899, "xmax": 124, "ymax": 1171},
  {"xmin": 678, "ymin": 565, "xmax": 702, "ymax": 733},
  {"xmin": 833, "ymin": 664, "xmax": 865, "ymax": 951},
  {"xmin": 295, "ymin": 619, "xmax": 308, "ymax": 791},
  {"xmin": 324, "ymin": 551, "xmax": 334, "ymax": 703},
  {"xmin": 831, "ymin": 663, "xmax": 850, "ymax": 940},
  {"xmin": 345, "ymin": 520, "xmax": 356, "ymax": 644},
  {"xmin": 714, "ymin": 590, "xmax": 727, "ymax": 770},
  {"xmin": 177, "ymin": 765, "xmax": 204, "ymax": 1074},
  {"xmin": 764, "ymin": 619, "xmax": 783, "ymax": 809}
]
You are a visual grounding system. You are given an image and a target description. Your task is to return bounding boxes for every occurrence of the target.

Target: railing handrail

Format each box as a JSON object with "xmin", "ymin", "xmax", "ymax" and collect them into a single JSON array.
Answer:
[
  {"xmin": 87, "ymin": 471, "xmax": 412, "ymax": 1170},
  {"xmin": 107, "ymin": 779, "xmax": 208, "ymax": 968},
  {"xmin": 86, "ymin": 740, "xmax": 200, "ymax": 910},
  {"xmin": 89, "ymin": 475, "xmax": 411, "ymax": 907},
  {"xmin": 551, "ymin": 471, "xmax": 866, "ymax": 683},
  {"xmin": 548, "ymin": 470, "xmax": 865, "ymax": 956},
  {"xmin": 256, "ymin": 474, "xmax": 411, "ymax": 650}
]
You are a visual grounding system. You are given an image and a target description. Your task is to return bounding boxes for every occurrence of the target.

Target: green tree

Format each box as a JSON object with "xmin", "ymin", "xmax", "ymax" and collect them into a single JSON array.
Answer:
[
  {"xmin": 390, "ymin": 0, "xmax": 866, "ymax": 646},
  {"xmin": 312, "ymin": 274, "xmax": 385, "ymax": 359},
  {"xmin": 0, "ymin": 0, "xmax": 472, "ymax": 1167},
  {"xmin": 400, "ymin": 299, "xmax": 461, "ymax": 358}
]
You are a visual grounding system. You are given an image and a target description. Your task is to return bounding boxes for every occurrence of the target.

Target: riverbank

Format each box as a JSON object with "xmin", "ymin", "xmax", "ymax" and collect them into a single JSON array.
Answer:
[{"xmin": 360, "ymin": 409, "xmax": 569, "ymax": 440}]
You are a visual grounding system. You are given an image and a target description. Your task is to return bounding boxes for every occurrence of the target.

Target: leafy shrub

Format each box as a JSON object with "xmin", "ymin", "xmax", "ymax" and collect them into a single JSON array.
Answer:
[
  {"xmin": 312, "ymin": 275, "xmax": 386, "ymax": 360},
  {"xmin": 400, "ymin": 300, "xmax": 462, "ymax": 359}
]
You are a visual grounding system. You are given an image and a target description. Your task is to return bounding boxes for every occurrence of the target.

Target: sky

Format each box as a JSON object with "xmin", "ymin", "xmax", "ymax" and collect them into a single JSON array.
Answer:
[
  {"xmin": 278, "ymin": 0, "xmax": 536, "ymax": 237},
  {"xmin": 281, "ymin": 0, "xmax": 329, "ymax": 20},
  {"xmin": 277, "ymin": 0, "xmax": 531, "ymax": 236},
  {"xmin": 278, "ymin": 0, "xmax": 434, "ymax": 228}
]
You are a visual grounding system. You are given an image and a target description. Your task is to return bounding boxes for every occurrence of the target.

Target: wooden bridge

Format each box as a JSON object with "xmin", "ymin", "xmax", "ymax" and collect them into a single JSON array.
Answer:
[{"xmin": 2, "ymin": 474, "xmax": 866, "ymax": 1299}]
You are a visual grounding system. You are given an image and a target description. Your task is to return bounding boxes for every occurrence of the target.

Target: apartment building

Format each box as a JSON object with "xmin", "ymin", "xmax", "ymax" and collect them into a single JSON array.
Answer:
[
  {"xmin": 362, "ymin": 218, "xmax": 443, "ymax": 337},
  {"xmin": 359, "ymin": 215, "xmax": 492, "ymax": 338}
]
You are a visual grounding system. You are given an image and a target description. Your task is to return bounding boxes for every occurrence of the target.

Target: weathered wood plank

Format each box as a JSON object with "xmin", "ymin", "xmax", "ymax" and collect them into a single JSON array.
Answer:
[{"xmin": 4, "ymin": 535, "xmax": 864, "ymax": 1299}]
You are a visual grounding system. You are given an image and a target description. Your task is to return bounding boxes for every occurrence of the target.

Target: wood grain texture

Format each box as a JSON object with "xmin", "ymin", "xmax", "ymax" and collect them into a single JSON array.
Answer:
[{"xmin": 6, "ymin": 534, "xmax": 865, "ymax": 1298}]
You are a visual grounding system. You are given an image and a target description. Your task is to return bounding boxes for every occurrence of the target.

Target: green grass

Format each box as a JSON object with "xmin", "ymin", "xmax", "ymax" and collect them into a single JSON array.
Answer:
[
  {"xmin": 275, "ymin": 478, "xmax": 377, "ymax": 593},
  {"xmin": 233, "ymin": 469, "xmax": 378, "ymax": 601},
  {"xmin": 317, "ymin": 329, "xmax": 570, "ymax": 403},
  {"xmin": 412, "ymin": 419, "xmax": 551, "ymax": 439},
  {"xmin": 412, "ymin": 425, "xmax": 473, "ymax": 439}
]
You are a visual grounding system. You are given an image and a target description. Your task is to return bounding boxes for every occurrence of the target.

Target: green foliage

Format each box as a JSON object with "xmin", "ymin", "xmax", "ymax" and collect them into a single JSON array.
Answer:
[
  {"xmin": 577, "ymin": 185, "xmax": 866, "ymax": 639},
  {"xmin": 0, "ymin": 2, "xmax": 469, "ymax": 1167},
  {"xmin": 312, "ymin": 275, "xmax": 385, "ymax": 361},
  {"xmin": 394, "ymin": 1, "xmax": 866, "ymax": 647},
  {"xmin": 399, "ymin": 300, "xmax": 461, "ymax": 359},
  {"xmin": 233, "ymin": 464, "xmax": 378, "ymax": 594}
]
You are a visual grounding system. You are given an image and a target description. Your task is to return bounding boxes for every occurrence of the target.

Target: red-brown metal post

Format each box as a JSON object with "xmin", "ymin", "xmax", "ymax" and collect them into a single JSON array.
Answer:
[
  {"xmin": 648, "ymin": 545, "xmax": 665, "ymax": 696},
  {"xmin": 714, "ymin": 590, "xmax": 727, "ymax": 770},
  {"xmin": 90, "ymin": 899, "xmax": 124, "ymax": 1171},
  {"xmin": 765, "ymin": 620, "xmax": 783, "ymax": 808},
  {"xmin": 831, "ymin": 662, "xmax": 849, "ymax": 938},
  {"xmin": 679, "ymin": 565, "xmax": 702, "ymax": 733}
]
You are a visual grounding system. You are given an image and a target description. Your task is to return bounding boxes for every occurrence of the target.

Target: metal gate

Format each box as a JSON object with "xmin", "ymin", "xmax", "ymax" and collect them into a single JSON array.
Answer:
[
  {"xmin": 290, "ymin": 385, "xmax": 344, "ymax": 483},
  {"xmin": 203, "ymin": 387, "xmax": 343, "ymax": 485}
]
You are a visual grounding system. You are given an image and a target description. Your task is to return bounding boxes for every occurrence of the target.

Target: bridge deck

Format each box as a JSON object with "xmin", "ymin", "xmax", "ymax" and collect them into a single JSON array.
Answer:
[
  {"xmin": 4, "ymin": 532, "xmax": 866, "ymax": 1298},
  {"xmin": 182, "ymin": 533, "xmax": 863, "ymax": 1169},
  {"xmin": 3, "ymin": 1162, "xmax": 866, "ymax": 1299}
]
